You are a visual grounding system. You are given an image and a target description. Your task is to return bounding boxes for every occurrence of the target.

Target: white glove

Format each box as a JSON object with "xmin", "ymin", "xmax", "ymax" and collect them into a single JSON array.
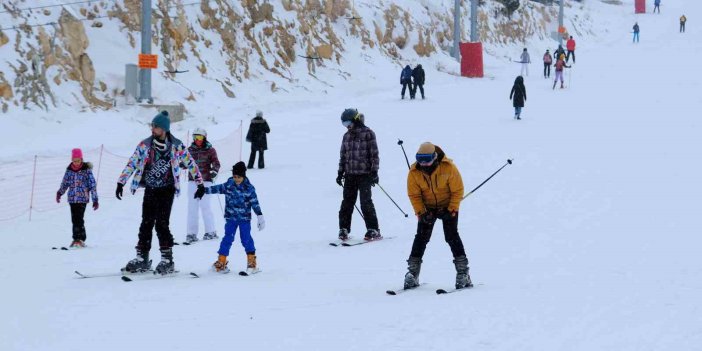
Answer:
[{"xmin": 257, "ymin": 215, "xmax": 265, "ymax": 231}]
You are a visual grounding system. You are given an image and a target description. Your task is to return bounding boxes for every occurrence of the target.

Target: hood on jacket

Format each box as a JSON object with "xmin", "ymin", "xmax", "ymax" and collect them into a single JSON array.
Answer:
[
  {"xmin": 66, "ymin": 162, "xmax": 93, "ymax": 171},
  {"xmin": 514, "ymin": 76, "xmax": 524, "ymax": 85}
]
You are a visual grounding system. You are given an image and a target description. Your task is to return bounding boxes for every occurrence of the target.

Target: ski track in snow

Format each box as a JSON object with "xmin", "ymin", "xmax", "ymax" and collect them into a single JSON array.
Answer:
[{"xmin": 2, "ymin": 1, "xmax": 702, "ymax": 350}]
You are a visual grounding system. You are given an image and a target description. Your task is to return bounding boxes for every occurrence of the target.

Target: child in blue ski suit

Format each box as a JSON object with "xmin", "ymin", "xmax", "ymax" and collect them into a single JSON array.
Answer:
[{"xmin": 207, "ymin": 162, "xmax": 265, "ymax": 274}]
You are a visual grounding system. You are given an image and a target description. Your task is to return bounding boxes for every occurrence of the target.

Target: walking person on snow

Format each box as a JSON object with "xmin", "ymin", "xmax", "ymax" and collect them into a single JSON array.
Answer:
[
  {"xmin": 410, "ymin": 64, "xmax": 425, "ymax": 100},
  {"xmin": 336, "ymin": 108, "xmax": 382, "ymax": 242},
  {"xmin": 653, "ymin": 0, "xmax": 661, "ymax": 14},
  {"xmin": 403, "ymin": 142, "xmax": 472, "ymax": 290},
  {"xmin": 543, "ymin": 49, "xmax": 552, "ymax": 78},
  {"xmin": 246, "ymin": 110, "xmax": 270, "ymax": 169},
  {"xmin": 680, "ymin": 15, "xmax": 687, "ymax": 33},
  {"xmin": 185, "ymin": 127, "xmax": 221, "ymax": 244},
  {"xmin": 633, "ymin": 22, "xmax": 640, "ymax": 43},
  {"xmin": 207, "ymin": 162, "xmax": 265, "ymax": 275},
  {"xmin": 116, "ymin": 111, "xmax": 205, "ymax": 275},
  {"xmin": 566, "ymin": 36, "xmax": 576, "ymax": 63},
  {"xmin": 56, "ymin": 148, "xmax": 98, "ymax": 248},
  {"xmin": 553, "ymin": 54, "xmax": 571, "ymax": 89},
  {"xmin": 400, "ymin": 65, "xmax": 413, "ymax": 99},
  {"xmin": 519, "ymin": 48, "xmax": 531, "ymax": 76},
  {"xmin": 510, "ymin": 76, "xmax": 527, "ymax": 120}
]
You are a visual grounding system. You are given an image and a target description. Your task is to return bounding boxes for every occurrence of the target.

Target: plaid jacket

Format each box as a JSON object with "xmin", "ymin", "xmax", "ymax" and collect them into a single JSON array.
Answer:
[{"xmin": 338, "ymin": 124, "xmax": 379, "ymax": 175}]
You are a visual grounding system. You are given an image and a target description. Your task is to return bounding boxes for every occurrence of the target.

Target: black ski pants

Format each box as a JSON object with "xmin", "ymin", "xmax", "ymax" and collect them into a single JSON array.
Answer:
[
  {"xmin": 543, "ymin": 63, "xmax": 551, "ymax": 77},
  {"xmin": 339, "ymin": 174, "xmax": 379, "ymax": 232},
  {"xmin": 247, "ymin": 147, "xmax": 265, "ymax": 169},
  {"xmin": 566, "ymin": 50, "xmax": 575, "ymax": 63},
  {"xmin": 137, "ymin": 186, "xmax": 176, "ymax": 253},
  {"xmin": 409, "ymin": 208, "xmax": 466, "ymax": 259},
  {"xmin": 412, "ymin": 83, "xmax": 425, "ymax": 98},
  {"xmin": 680, "ymin": 23, "xmax": 685, "ymax": 33},
  {"xmin": 401, "ymin": 82, "xmax": 411, "ymax": 98},
  {"xmin": 70, "ymin": 203, "xmax": 87, "ymax": 241}
]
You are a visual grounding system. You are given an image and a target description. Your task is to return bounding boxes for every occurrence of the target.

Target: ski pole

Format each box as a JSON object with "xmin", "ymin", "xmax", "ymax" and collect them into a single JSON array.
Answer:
[
  {"xmin": 377, "ymin": 183, "xmax": 409, "ymax": 217},
  {"xmin": 397, "ymin": 139, "xmax": 411, "ymax": 170},
  {"xmin": 462, "ymin": 159, "xmax": 513, "ymax": 200}
]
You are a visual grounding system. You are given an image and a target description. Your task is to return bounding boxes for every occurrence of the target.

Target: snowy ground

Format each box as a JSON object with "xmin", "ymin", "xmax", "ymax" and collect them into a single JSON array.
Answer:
[{"xmin": 2, "ymin": 1, "xmax": 702, "ymax": 350}]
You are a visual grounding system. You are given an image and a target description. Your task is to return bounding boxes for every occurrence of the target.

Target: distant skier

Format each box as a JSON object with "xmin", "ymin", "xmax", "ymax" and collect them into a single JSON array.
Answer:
[
  {"xmin": 207, "ymin": 162, "xmax": 265, "ymax": 275},
  {"xmin": 543, "ymin": 49, "xmax": 552, "ymax": 78},
  {"xmin": 336, "ymin": 108, "xmax": 381, "ymax": 242},
  {"xmin": 510, "ymin": 76, "xmax": 527, "ymax": 120},
  {"xmin": 403, "ymin": 142, "xmax": 472, "ymax": 290},
  {"xmin": 653, "ymin": 0, "xmax": 660, "ymax": 14},
  {"xmin": 246, "ymin": 110, "xmax": 270, "ymax": 169},
  {"xmin": 519, "ymin": 48, "xmax": 531, "ymax": 76},
  {"xmin": 56, "ymin": 148, "xmax": 98, "ymax": 248},
  {"xmin": 566, "ymin": 36, "xmax": 576, "ymax": 63},
  {"xmin": 553, "ymin": 54, "xmax": 571, "ymax": 89},
  {"xmin": 633, "ymin": 22, "xmax": 640, "ymax": 43},
  {"xmin": 117, "ymin": 111, "xmax": 204, "ymax": 275},
  {"xmin": 185, "ymin": 127, "xmax": 221, "ymax": 244},
  {"xmin": 553, "ymin": 44, "xmax": 566, "ymax": 62},
  {"xmin": 680, "ymin": 15, "xmax": 687, "ymax": 33},
  {"xmin": 411, "ymin": 64, "xmax": 425, "ymax": 100},
  {"xmin": 400, "ymin": 65, "xmax": 413, "ymax": 99}
]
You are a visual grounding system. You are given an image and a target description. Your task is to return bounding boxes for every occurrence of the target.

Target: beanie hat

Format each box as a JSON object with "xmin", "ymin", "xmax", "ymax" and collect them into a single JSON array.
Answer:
[
  {"xmin": 416, "ymin": 142, "xmax": 435, "ymax": 155},
  {"xmin": 232, "ymin": 161, "xmax": 247, "ymax": 178},
  {"xmin": 151, "ymin": 111, "xmax": 171, "ymax": 132},
  {"xmin": 256, "ymin": 110, "xmax": 263, "ymax": 118},
  {"xmin": 71, "ymin": 148, "xmax": 83, "ymax": 159}
]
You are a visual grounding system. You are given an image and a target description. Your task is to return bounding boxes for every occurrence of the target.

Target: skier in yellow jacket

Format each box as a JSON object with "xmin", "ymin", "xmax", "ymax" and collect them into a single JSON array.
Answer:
[{"xmin": 404, "ymin": 142, "xmax": 472, "ymax": 290}]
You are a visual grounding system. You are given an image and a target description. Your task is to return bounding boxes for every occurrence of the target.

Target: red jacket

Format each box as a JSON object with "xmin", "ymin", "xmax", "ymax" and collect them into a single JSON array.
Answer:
[{"xmin": 566, "ymin": 39, "xmax": 576, "ymax": 51}]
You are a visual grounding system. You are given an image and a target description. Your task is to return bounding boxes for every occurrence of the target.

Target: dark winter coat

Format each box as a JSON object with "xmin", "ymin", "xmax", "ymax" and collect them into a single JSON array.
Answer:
[
  {"xmin": 188, "ymin": 140, "xmax": 221, "ymax": 182},
  {"xmin": 206, "ymin": 177, "xmax": 262, "ymax": 221},
  {"xmin": 401, "ymin": 65, "xmax": 413, "ymax": 84},
  {"xmin": 510, "ymin": 76, "xmax": 527, "ymax": 108},
  {"xmin": 58, "ymin": 162, "xmax": 98, "ymax": 204},
  {"xmin": 338, "ymin": 123, "xmax": 380, "ymax": 175},
  {"xmin": 633, "ymin": 24, "xmax": 640, "ymax": 33},
  {"xmin": 246, "ymin": 117, "xmax": 270, "ymax": 150},
  {"xmin": 412, "ymin": 65, "xmax": 425, "ymax": 85},
  {"xmin": 554, "ymin": 46, "xmax": 566, "ymax": 60}
]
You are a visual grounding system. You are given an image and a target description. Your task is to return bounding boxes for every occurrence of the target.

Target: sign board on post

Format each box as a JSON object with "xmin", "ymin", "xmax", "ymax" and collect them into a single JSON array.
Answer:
[
  {"xmin": 635, "ymin": 0, "xmax": 645, "ymax": 13},
  {"xmin": 138, "ymin": 54, "xmax": 158, "ymax": 69}
]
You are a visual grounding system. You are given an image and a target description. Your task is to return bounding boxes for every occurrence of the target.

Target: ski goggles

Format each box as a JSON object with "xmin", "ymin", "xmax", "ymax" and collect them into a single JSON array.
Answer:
[
  {"xmin": 193, "ymin": 135, "xmax": 205, "ymax": 141},
  {"xmin": 342, "ymin": 120, "xmax": 353, "ymax": 128},
  {"xmin": 415, "ymin": 153, "xmax": 436, "ymax": 166}
]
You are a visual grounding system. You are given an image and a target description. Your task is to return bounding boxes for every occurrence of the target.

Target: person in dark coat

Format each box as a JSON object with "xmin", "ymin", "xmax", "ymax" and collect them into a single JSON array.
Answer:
[
  {"xmin": 400, "ymin": 65, "xmax": 413, "ymax": 99},
  {"xmin": 509, "ymin": 76, "xmax": 527, "ymax": 120},
  {"xmin": 553, "ymin": 44, "xmax": 566, "ymax": 62},
  {"xmin": 246, "ymin": 110, "xmax": 270, "ymax": 169},
  {"xmin": 410, "ymin": 64, "xmax": 426, "ymax": 100},
  {"xmin": 336, "ymin": 108, "xmax": 381, "ymax": 242}
]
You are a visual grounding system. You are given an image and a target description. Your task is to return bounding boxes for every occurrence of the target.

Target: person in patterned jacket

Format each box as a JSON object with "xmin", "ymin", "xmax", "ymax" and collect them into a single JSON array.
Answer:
[
  {"xmin": 56, "ymin": 148, "xmax": 98, "ymax": 248},
  {"xmin": 335, "ymin": 108, "xmax": 381, "ymax": 242},
  {"xmin": 206, "ymin": 162, "xmax": 265, "ymax": 275},
  {"xmin": 116, "ymin": 111, "xmax": 204, "ymax": 275},
  {"xmin": 185, "ymin": 127, "xmax": 221, "ymax": 244}
]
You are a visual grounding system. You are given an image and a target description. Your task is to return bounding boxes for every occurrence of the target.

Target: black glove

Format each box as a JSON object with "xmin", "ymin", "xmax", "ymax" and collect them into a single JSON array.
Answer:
[
  {"xmin": 210, "ymin": 170, "xmax": 218, "ymax": 180},
  {"xmin": 370, "ymin": 171, "xmax": 379, "ymax": 186},
  {"xmin": 336, "ymin": 171, "xmax": 344, "ymax": 187},
  {"xmin": 194, "ymin": 184, "xmax": 206, "ymax": 199},
  {"xmin": 115, "ymin": 183, "xmax": 124, "ymax": 200},
  {"xmin": 419, "ymin": 210, "xmax": 435, "ymax": 225}
]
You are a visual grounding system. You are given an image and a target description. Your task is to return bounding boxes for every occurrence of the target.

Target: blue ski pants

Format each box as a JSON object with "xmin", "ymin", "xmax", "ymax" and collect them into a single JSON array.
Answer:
[{"xmin": 218, "ymin": 219, "xmax": 255, "ymax": 256}]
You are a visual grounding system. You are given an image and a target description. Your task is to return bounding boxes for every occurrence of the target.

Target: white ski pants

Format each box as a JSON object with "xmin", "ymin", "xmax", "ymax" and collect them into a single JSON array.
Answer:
[
  {"xmin": 187, "ymin": 181, "xmax": 216, "ymax": 235},
  {"xmin": 521, "ymin": 63, "xmax": 529, "ymax": 76}
]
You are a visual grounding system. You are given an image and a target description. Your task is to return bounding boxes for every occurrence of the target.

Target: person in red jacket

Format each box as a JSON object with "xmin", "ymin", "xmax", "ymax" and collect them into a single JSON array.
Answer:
[{"xmin": 566, "ymin": 36, "xmax": 576, "ymax": 63}]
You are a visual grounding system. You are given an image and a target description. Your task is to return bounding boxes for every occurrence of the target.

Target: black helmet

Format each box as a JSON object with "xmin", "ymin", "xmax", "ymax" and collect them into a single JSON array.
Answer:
[{"xmin": 341, "ymin": 108, "xmax": 359, "ymax": 123}]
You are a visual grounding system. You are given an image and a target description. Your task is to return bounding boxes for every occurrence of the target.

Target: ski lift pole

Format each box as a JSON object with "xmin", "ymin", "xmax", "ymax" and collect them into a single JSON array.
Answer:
[{"xmin": 462, "ymin": 159, "xmax": 513, "ymax": 201}]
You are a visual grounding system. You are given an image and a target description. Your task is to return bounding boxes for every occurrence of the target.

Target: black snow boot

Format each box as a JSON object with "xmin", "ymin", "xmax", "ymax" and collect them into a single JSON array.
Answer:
[
  {"xmin": 155, "ymin": 248, "xmax": 175, "ymax": 275},
  {"xmin": 364, "ymin": 229, "xmax": 382, "ymax": 241},
  {"xmin": 123, "ymin": 249, "xmax": 152, "ymax": 273},
  {"xmin": 338, "ymin": 228, "xmax": 349, "ymax": 241},
  {"xmin": 453, "ymin": 255, "xmax": 473, "ymax": 289},
  {"xmin": 404, "ymin": 257, "xmax": 422, "ymax": 289}
]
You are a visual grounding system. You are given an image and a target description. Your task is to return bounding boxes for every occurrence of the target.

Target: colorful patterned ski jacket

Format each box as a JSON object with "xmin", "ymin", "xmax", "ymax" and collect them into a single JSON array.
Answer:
[
  {"xmin": 118, "ymin": 134, "xmax": 202, "ymax": 196},
  {"xmin": 205, "ymin": 177, "xmax": 262, "ymax": 221},
  {"xmin": 58, "ymin": 162, "xmax": 98, "ymax": 204}
]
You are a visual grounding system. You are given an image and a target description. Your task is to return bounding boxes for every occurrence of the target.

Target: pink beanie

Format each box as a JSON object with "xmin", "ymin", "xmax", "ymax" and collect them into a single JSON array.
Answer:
[{"xmin": 71, "ymin": 148, "xmax": 83, "ymax": 160}]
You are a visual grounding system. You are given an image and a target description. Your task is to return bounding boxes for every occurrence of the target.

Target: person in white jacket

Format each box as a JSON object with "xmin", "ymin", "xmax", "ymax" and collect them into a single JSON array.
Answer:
[{"xmin": 519, "ymin": 48, "xmax": 531, "ymax": 76}]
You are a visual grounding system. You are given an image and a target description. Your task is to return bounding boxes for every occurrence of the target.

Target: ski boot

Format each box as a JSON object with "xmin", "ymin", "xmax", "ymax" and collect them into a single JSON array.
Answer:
[
  {"xmin": 245, "ymin": 253, "xmax": 260, "ymax": 275},
  {"xmin": 338, "ymin": 228, "xmax": 350, "ymax": 241},
  {"xmin": 203, "ymin": 232, "xmax": 218, "ymax": 240},
  {"xmin": 69, "ymin": 240, "xmax": 86, "ymax": 248},
  {"xmin": 123, "ymin": 250, "xmax": 152, "ymax": 273},
  {"xmin": 213, "ymin": 254, "xmax": 230, "ymax": 273},
  {"xmin": 453, "ymin": 255, "xmax": 473, "ymax": 289},
  {"xmin": 364, "ymin": 229, "xmax": 382, "ymax": 241},
  {"xmin": 154, "ymin": 248, "xmax": 175, "ymax": 275},
  {"xmin": 185, "ymin": 234, "xmax": 199, "ymax": 244},
  {"xmin": 404, "ymin": 257, "xmax": 422, "ymax": 289}
]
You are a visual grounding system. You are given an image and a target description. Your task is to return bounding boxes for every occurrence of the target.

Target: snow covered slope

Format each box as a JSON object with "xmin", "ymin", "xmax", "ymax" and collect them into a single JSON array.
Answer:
[{"xmin": 2, "ymin": 0, "xmax": 702, "ymax": 350}]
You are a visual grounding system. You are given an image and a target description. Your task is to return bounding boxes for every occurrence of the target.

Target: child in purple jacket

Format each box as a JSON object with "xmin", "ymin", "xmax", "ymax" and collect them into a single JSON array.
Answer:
[{"xmin": 56, "ymin": 148, "xmax": 99, "ymax": 248}]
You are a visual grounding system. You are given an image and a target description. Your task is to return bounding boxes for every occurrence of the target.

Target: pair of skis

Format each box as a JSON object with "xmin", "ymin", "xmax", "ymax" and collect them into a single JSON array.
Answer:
[
  {"xmin": 329, "ymin": 236, "xmax": 395, "ymax": 247},
  {"xmin": 189, "ymin": 269, "xmax": 260, "ymax": 278},
  {"xmin": 386, "ymin": 284, "xmax": 476, "ymax": 295},
  {"xmin": 74, "ymin": 269, "xmax": 180, "ymax": 282}
]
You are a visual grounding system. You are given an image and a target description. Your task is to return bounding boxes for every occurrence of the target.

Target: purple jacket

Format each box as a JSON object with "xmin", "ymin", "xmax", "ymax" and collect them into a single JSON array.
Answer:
[
  {"xmin": 58, "ymin": 163, "xmax": 98, "ymax": 204},
  {"xmin": 338, "ymin": 124, "xmax": 379, "ymax": 175}
]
